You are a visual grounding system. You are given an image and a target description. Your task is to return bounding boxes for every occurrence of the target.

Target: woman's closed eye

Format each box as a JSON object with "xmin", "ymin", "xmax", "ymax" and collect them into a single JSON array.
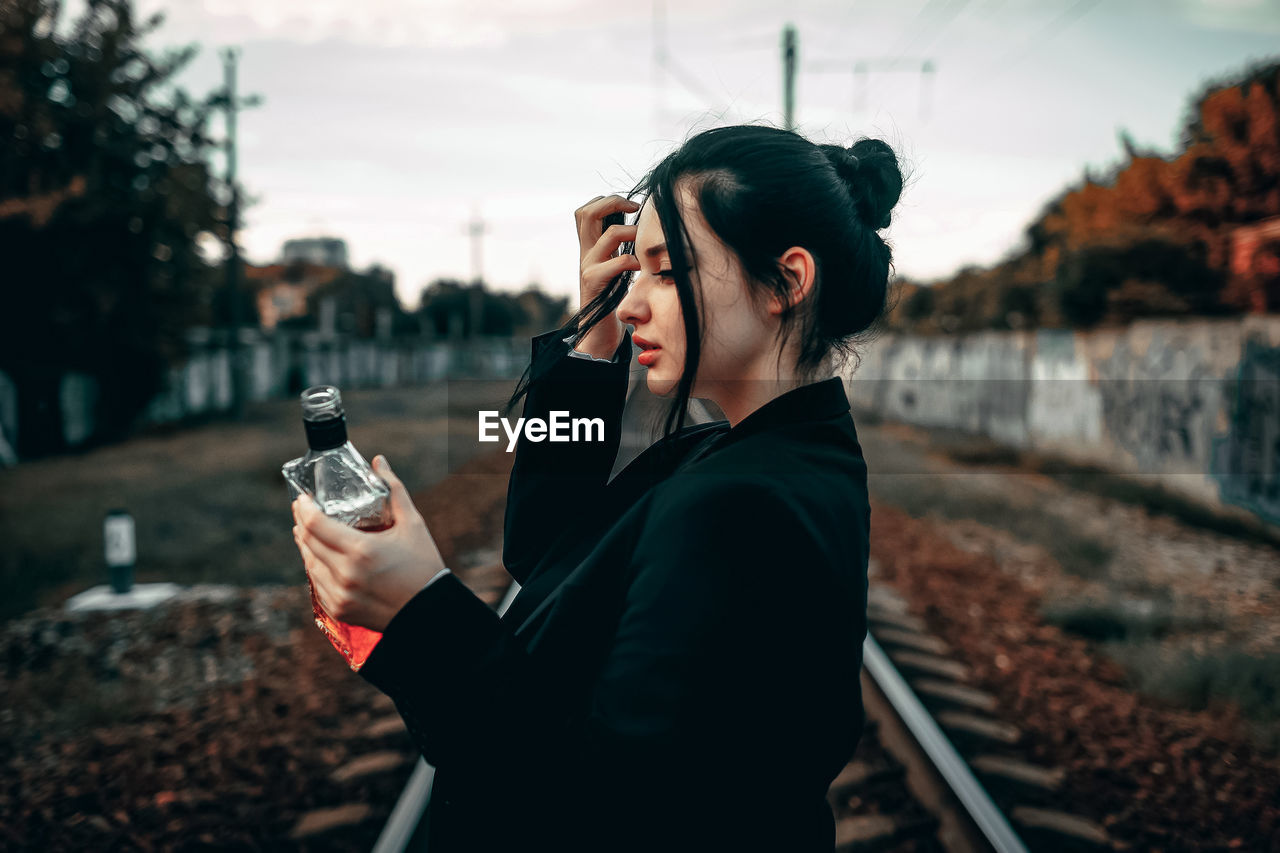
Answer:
[{"xmin": 655, "ymin": 265, "xmax": 691, "ymax": 281}]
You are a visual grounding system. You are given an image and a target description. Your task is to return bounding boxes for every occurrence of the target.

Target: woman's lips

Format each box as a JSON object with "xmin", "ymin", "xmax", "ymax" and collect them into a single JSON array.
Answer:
[{"xmin": 633, "ymin": 334, "xmax": 661, "ymax": 366}]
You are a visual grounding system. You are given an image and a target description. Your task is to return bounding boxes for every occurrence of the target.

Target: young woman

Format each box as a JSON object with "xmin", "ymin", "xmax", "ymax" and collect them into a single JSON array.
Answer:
[{"xmin": 292, "ymin": 123, "xmax": 905, "ymax": 852}]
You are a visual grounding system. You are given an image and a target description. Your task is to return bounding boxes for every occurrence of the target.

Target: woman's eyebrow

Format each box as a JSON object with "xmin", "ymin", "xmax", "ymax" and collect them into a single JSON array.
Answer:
[{"xmin": 642, "ymin": 242, "xmax": 668, "ymax": 258}]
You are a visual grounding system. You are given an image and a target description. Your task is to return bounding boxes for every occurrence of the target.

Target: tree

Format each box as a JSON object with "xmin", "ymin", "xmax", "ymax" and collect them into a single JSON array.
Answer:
[
  {"xmin": 1052, "ymin": 239, "xmax": 1226, "ymax": 328},
  {"xmin": 894, "ymin": 57, "xmax": 1280, "ymax": 334},
  {"xmin": 0, "ymin": 0, "xmax": 227, "ymax": 456},
  {"xmin": 1039, "ymin": 58, "xmax": 1279, "ymax": 291},
  {"xmin": 901, "ymin": 284, "xmax": 934, "ymax": 324},
  {"xmin": 415, "ymin": 279, "xmax": 536, "ymax": 339},
  {"xmin": 417, "ymin": 278, "xmax": 472, "ymax": 339},
  {"xmin": 306, "ymin": 265, "xmax": 406, "ymax": 338}
]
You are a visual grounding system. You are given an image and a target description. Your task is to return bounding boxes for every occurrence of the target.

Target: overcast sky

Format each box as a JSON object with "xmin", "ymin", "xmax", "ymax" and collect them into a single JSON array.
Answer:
[{"xmin": 103, "ymin": 0, "xmax": 1280, "ymax": 305}]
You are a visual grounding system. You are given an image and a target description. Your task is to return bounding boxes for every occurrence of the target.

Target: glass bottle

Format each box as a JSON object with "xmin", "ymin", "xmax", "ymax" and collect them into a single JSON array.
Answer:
[{"xmin": 282, "ymin": 385, "xmax": 394, "ymax": 671}]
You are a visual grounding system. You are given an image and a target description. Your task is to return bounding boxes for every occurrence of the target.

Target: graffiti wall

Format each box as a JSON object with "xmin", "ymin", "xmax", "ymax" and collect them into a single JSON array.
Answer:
[
  {"xmin": 1211, "ymin": 334, "xmax": 1280, "ymax": 523},
  {"xmin": 845, "ymin": 316, "xmax": 1280, "ymax": 526}
]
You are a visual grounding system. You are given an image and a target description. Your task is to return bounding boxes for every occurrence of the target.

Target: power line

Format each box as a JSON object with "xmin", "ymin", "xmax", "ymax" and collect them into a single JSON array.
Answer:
[
  {"xmin": 886, "ymin": 0, "xmax": 970, "ymax": 71},
  {"xmin": 807, "ymin": 52, "xmax": 938, "ymax": 121},
  {"xmin": 950, "ymin": 0, "xmax": 1102, "ymax": 92},
  {"xmin": 848, "ymin": 0, "xmax": 966, "ymax": 121},
  {"xmin": 881, "ymin": 0, "xmax": 960, "ymax": 67},
  {"xmin": 1000, "ymin": 0, "xmax": 1101, "ymax": 77},
  {"xmin": 652, "ymin": 0, "xmax": 755, "ymax": 132}
]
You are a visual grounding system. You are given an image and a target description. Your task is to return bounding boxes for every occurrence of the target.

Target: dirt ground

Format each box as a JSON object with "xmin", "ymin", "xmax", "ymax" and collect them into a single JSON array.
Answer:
[
  {"xmin": 1, "ymin": 446, "xmax": 516, "ymax": 850},
  {"xmin": 857, "ymin": 418, "xmax": 1280, "ymax": 710},
  {"xmin": 0, "ymin": 379, "xmax": 523, "ymax": 622},
  {"xmin": 2, "ymin": 387, "xmax": 1278, "ymax": 848}
]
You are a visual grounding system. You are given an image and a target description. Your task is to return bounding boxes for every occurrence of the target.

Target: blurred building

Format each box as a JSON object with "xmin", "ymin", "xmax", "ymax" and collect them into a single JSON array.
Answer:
[
  {"xmin": 248, "ymin": 259, "xmax": 343, "ymax": 331},
  {"xmin": 249, "ymin": 238, "xmax": 407, "ymax": 335},
  {"xmin": 281, "ymin": 237, "xmax": 349, "ymax": 268}
]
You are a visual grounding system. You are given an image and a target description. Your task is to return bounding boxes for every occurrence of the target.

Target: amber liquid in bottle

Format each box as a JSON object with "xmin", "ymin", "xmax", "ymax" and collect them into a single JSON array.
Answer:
[
  {"xmin": 283, "ymin": 386, "xmax": 395, "ymax": 672},
  {"xmin": 302, "ymin": 518, "xmax": 394, "ymax": 671}
]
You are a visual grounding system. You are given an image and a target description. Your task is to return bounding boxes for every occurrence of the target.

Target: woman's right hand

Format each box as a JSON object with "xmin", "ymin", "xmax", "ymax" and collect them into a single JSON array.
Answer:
[{"xmin": 574, "ymin": 195, "xmax": 641, "ymax": 359}]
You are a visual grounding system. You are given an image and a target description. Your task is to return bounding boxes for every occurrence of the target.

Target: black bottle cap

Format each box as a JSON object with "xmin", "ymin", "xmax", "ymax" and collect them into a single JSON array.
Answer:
[{"xmin": 305, "ymin": 415, "xmax": 348, "ymax": 451}]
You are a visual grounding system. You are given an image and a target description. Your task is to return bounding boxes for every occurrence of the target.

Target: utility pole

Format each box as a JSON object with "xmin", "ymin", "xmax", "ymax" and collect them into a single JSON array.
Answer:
[
  {"xmin": 653, "ymin": 0, "xmax": 666, "ymax": 135},
  {"xmin": 218, "ymin": 48, "xmax": 261, "ymax": 419},
  {"xmin": 782, "ymin": 23, "xmax": 797, "ymax": 131},
  {"xmin": 465, "ymin": 208, "xmax": 487, "ymax": 338},
  {"xmin": 920, "ymin": 59, "xmax": 935, "ymax": 121},
  {"xmin": 221, "ymin": 48, "xmax": 245, "ymax": 420},
  {"xmin": 811, "ymin": 54, "xmax": 937, "ymax": 121}
]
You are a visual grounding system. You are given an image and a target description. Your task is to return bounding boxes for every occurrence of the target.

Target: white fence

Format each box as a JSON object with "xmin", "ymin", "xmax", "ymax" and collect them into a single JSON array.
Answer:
[{"xmin": 0, "ymin": 328, "xmax": 530, "ymax": 463}]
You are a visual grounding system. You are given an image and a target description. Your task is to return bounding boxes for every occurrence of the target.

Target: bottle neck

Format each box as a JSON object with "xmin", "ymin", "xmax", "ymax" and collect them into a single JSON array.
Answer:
[{"xmin": 305, "ymin": 415, "xmax": 348, "ymax": 451}]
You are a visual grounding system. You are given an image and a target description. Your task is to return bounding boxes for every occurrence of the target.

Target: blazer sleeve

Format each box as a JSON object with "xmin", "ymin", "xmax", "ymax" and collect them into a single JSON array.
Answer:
[
  {"xmin": 357, "ymin": 477, "xmax": 834, "ymax": 848},
  {"xmin": 563, "ymin": 332, "xmax": 623, "ymax": 363},
  {"xmin": 500, "ymin": 322, "xmax": 633, "ymax": 585}
]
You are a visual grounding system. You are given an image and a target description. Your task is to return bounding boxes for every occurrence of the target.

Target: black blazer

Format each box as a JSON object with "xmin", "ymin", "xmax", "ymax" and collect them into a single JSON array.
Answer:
[{"xmin": 358, "ymin": 322, "xmax": 871, "ymax": 852}]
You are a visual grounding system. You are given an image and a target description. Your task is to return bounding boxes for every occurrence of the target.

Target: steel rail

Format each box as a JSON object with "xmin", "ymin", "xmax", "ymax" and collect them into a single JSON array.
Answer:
[
  {"xmin": 374, "ymin": 388, "xmax": 720, "ymax": 850},
  {"xmin": 370, "ymin": 579, "xmax": 523, "ymax": 853},
  {"xmin": 372, "ymin": 392, "xmax": 1030, "ymax": 852},
  {"xmin": 862, "ymin": 632, "xmax": 1029, "ymax": 853}
]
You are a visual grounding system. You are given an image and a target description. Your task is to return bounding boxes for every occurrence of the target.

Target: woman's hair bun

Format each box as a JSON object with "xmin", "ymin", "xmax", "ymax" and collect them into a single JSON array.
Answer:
[{"xmin": 820, "ymin": 138, "xmax": 904, "ymax": 231}]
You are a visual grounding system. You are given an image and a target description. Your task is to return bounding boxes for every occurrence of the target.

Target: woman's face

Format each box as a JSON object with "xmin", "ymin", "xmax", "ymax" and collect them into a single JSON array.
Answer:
[{"xmin": 617, "ymin": 183, "xmax": 778, "ymax": 400}]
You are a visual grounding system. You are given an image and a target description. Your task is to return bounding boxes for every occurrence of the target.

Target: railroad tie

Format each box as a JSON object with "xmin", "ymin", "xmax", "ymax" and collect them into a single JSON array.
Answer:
[
  {"xmin": 884, "ymin": 649, "xmax": 971, "ymax": 681},
  {"xmin": 969, "ymin": 755, "xmax": 1065, "ymax": 792},
  {"xmin": 909, "ymin": 678, "xmax": 998, "ymax": 713},
  {"xmin": 873, "ymin": 626, "xmax": 953, "ymax": 656},
  {"xmin": 866, "ymin": 607, "xmax": 929, "ymax": 633},
  {"xmin": 834, "ymin": 812, "xmax": 941, "ymax": 852},
  {"xmin": 289, "ymin": 804, "xmax": 374, "ymax": 840},
  {"xmin": 934, "ymin": 710, "xmax": 1022, "ymax": 748},
  {"xmin": 833, "ymin": 814, "xmax": 897, "ymax": 850},
  {"xmin": 365, "ymin": 715, "xmax": 408, "ymax": 738},
  {"xmin": 330, "ymin": 751, "xmax": 411, "ymax": 784},
  {"xmin": 825, "ymin": 759, "xmax": 906, "ymax": 808},
  {"xmin": 867, "ymin": 585, "xmax": 911, "ymax": 614},
  {"xmin": 1010, "ymin": 805, "xmax": 1111, "ymax": 851}
]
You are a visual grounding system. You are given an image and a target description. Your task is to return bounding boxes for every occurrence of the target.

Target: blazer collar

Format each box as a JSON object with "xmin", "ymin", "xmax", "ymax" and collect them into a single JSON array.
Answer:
[
  {"xmin": 608, "ymin": 378, "xmax": 851, "ymax": 491},
  {"xmin": 683, "ymin": 376, "xmax": 851, "ymax": 462},
  {"xmin": 724, "ymin": 376, "xmax": 848, "ymax": 436},
  {"xmin": 510, "ymin": 377, "xmax": 852, "ymax": 639}
]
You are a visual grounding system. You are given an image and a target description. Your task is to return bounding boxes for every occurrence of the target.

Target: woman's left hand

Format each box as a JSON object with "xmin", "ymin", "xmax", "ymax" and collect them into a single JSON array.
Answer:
[{"xmin": 291, "ymin": 455, "xmax": 447, "ymax": 633}]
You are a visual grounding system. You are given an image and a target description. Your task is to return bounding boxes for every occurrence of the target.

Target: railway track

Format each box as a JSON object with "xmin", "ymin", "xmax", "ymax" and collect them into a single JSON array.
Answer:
[
  {"xmin": 361, "ymin": 379, "xmax": 1115, "ymax": 852},
  {"xmin": 845, "ymin": 577, "xmax": 1113, "ymax": 853},
  {"xmin": 364, "ymin": 571, "xmax": 1114, "ymax": 852}
]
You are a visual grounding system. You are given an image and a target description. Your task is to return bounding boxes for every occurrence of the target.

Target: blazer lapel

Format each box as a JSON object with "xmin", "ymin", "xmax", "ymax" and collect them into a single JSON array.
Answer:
[
  {"xmin": 500, "ymin": 422, "xmax": 727, "ymax": 635},
  {"xmin": 499, "ymin": 379, "xmax": 850, "ymax": 637}
]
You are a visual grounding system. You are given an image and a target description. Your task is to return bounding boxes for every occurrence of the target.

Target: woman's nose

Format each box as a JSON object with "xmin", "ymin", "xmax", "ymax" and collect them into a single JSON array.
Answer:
[{"xmin": 616, "ymin": 278, "xmax": 648, "ymax": 327}]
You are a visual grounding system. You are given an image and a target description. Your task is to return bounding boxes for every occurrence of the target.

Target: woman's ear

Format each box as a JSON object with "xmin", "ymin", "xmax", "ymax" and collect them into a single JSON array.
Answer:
[{"xmin": 769, "ymin": 247, "xmax": 816, "ymax": 314}]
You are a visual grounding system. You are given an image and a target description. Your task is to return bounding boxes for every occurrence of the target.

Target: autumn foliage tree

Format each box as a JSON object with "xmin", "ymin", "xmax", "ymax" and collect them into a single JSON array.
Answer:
[
  {"xmin": 0, "ymin": 0, "xmax": 228, "ymax": 457},
  {"xmin": 892, "ymin": 57, "xmax": 1280, "ymax": 334},
  {"xmin": 1037, "ymin": 59, "xmax": 1278, "ymax": 321}
]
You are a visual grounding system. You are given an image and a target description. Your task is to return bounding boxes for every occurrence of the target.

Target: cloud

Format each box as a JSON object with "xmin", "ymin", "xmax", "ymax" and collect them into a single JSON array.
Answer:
[
  {"xmin": 1169, "ymin": 0, "xmax": 1280, "ymax": 34},
  {"xmin": 128, "ymin": 0, "xmax": 651, "ymax": 48}
]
